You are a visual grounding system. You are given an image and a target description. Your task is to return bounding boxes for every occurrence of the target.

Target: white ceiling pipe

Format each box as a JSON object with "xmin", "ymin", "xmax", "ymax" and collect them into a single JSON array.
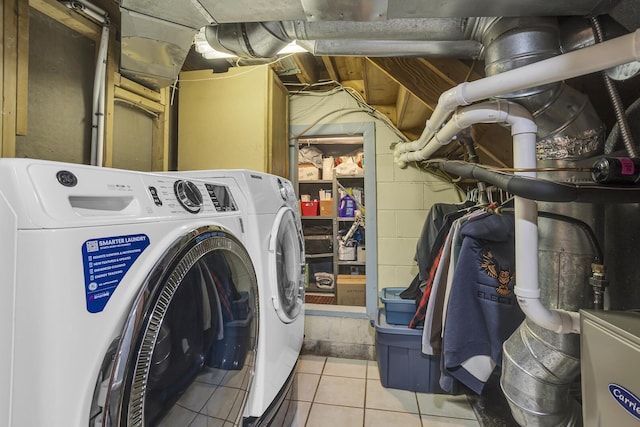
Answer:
[
  {"xmin": 512, "ymin": 133, "xmax": 581, "ymax": 335},
  {"xmin": 396, "ymin": 100, "xmax": 520, "ymax": 164},
  {"xmin": 90, "ymin": 25, "xmax": 109, "ymax": 167},
  {"xmin": 394, "ymin": 28, "xmax": 640, "ymax": 166}
]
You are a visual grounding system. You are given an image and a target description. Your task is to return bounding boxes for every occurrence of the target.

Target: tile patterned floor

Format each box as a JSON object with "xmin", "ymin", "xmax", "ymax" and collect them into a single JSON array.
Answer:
[{"xmin": 292, "ymin": 355, "xmax": 481, "ymax": 427}]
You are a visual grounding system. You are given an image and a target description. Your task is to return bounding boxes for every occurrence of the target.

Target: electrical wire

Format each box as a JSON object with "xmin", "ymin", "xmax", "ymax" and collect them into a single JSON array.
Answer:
[
  {"xmin": 178, "ymin": 53, "xmax": 298, "ymax": 83},
  {"xmin": 289, "ymin": 82, "xmax": 409, "ymax": 143}
]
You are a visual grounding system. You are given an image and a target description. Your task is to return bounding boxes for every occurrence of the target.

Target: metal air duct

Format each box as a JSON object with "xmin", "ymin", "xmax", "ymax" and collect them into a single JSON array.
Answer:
[
  {"xmin": 482, "ymin": 17, "xmax": 604, "ymax": 427},
  {"xmin": 205, "ymin": 18, "xmax": 489, "ymax": 59},
  {"xmin": 118, "ymin": 0, "xmax": 620, "ymax": 88}
]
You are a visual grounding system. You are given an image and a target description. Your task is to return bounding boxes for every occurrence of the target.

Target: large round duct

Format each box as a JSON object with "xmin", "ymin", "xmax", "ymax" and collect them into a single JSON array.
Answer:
[{"xmin": 482, "ymin": 17, "xmax": 605, "ymax": 160}]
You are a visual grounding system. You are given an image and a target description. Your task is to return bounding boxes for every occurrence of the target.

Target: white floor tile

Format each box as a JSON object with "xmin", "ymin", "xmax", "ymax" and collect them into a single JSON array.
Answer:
[
  {"xmin": 296, "ymin": 372, "xmax": 321, "ymax": 402},
  {"xmin": 221, "ymin": 368, "xmax": 247, "ymax": 389},
  {"xmin": 297, "ymin": 355, "xmax": 326, "ymax": 375},
  {"xmin": 419, "ymin": 415, "xmax": 481, "ymax": 426},
  {"xmin": 314, "ymin": 376, "xmax": 366, "ymax": 407},
  {"xmin": 323, "ymin": 357, "xmax": 368, "ymax": 378},
  {"xmin": 188, "ymin": 414, "xmax": 226, "ymax": 427},
  {"xmin": 365, "ymin": 379, "xmax": 419, "ymax": 413},
  {"xmin": 305, "ymin": 403, "xmax": 364, "ymax": 427},
  {"xmin": 364, "ymin": 409, "xmax": 422, "ymax": 427},
  {"xmin": 367, "ymin": 360, "xmax": 380, "ymax": 380},
  {"xmin": 416, "ymin": 393, "xmax": 476, "ymax": 420},
  {"xmin": 177, "ymin": 382, "xmax": 217, "ymax": 412},
  {"xmin": 290, "ymin": 400, "xmax": 312, "ymax": 427},
  {"xmin": 156, "ymin": 404, "xmax": 197, "ymax": 427},
  {"xmin": 197, "ymin": 367, "xmax": 227, "ymax": 386},
  {"xmin": 202, "ymin": 386, "xmax": 239, "ymax": 420}
]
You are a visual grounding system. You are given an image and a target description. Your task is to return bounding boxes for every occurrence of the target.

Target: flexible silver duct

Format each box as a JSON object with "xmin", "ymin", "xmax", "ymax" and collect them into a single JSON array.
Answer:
[{"xmin": 590, "ymin": 16, "xmax": 638, "ymax": 157}]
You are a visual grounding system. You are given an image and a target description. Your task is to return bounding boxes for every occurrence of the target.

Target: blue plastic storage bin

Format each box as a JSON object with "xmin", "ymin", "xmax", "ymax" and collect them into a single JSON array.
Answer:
[
  {"xmin": 379, "ymin": 287, "xmax": 416, "ymax": 325},
  {"xmin": 375, "ymin": 309, "xmax": 444, "ymax": 393}
]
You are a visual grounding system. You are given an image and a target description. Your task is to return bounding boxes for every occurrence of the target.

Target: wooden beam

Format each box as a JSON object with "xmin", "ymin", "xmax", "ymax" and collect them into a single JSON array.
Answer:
[
  {"xmin": 321, "ymin": 56, "xmax": 339, "ymax": 82},
  {"xmin": 362, "ymin": 58, "xmax": 398, "ymax": 105},
  {"xmin": 152, "ymin": 87, "xmax": 170, "ymax": 171},
  {"xmin": 115, "ymin": 73, "xmax": 162, "ymax": 103},
  {"xmin": 366, "ymin": 57, "xmax": 452, "ymax": 111},
  {"xmin": 103, "ymin": 31, "xmax": 118, "ymax": 168},
  {"xmin": 29, "ymin": 0, "xmax": 100, "ymax": 41},
  {"xmin": 16, "ymin": 0, "xmax": 28, "ymax": 136},
  {"xmin": 292, "ymin": 53, "xmax": 319, "ymax": 85},
  {"xmin": 474, "ymin": 124, "xmax": 512, "ymax": 168},
  {"xmin": 420, "ymin": 58, "xmax": 483, "ymax": 85},
  {"xmin": 114, "ymin": 87, "xmax": 165, "ymax": 114},
  {"xmin": 334, "ymin": 56, "xmax": 363, "ymax": 82},
  {"xmin": 3, "ymin": 0, "xmax": 18, "ymax": 157},
  {"xmin": 396, "ymin": 86, "xmax": 430, "ymax": 130}
]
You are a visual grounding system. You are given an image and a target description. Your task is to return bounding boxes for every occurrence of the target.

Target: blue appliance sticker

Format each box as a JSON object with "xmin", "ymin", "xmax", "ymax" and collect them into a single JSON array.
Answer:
[
  {"xmin": 609, "ymin": 383, "xmax": 640, "ymax": 421},
  {"xmin": 82, "ymin": 234, "xmax": 150, "ymax": 313}
]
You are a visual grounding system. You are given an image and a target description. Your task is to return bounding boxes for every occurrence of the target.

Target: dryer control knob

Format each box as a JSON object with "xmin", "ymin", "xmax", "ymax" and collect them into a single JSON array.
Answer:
[{"xmin": 174, "ymin": 180, "xmax": 203, "ymax": 213}]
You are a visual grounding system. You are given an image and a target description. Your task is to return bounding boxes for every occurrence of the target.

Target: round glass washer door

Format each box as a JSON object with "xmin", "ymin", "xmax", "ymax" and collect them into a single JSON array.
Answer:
[
  {"xmin": 97, "ymin": 226, "xmax": 258, "ymax": 427},
  {"xmin": 269, "ymin": 207, "xmax": 305, "ymax": 323}
]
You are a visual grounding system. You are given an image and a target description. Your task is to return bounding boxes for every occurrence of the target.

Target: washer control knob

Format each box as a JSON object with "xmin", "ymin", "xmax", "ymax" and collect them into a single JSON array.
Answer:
[{"xmin": 174, "ymin": 180, "xmax": 203, "ymax": 213}]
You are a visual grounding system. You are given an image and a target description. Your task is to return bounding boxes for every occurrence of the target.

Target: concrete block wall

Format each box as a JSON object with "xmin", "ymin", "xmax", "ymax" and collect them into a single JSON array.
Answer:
[
  {"xmin": 376, "ymin": 160, "xmax": 464, "ymax": 292},
  {"xmin": 302, "ymin": 315, "xmax": 376, "ymax": 360}
]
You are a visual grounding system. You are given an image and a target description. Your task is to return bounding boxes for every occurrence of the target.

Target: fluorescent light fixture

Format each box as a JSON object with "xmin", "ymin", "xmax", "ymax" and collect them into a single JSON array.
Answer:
[{"xmin": 193, "ymin": 28, "xmax": 307, "ymax": 59}]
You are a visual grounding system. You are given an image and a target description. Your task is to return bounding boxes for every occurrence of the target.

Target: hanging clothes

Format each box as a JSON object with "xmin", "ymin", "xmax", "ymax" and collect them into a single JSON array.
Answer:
[
  {"xmin": 439, "ymin": 213, "xmax": 524, "ymax": 395},
  {"xmin": 421, "ymin": 208, "xmax": 485, "ymax": 354},
  {"xmin": 401, "ymin": 201, "xmax": 473, "ymax": 300}
]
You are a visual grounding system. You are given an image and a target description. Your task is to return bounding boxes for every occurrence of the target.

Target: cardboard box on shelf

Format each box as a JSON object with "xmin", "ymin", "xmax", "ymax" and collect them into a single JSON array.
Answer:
[
  {"xmin": 299, "ymin": 163, "xmax": 320, "ymax": 180},
  {"xmin": 319, "ymin": 199, "xmax": 333, "ymax": 216},
  {"xmin": 336, "ymin": 274, "xmax": 366, "ymax": 306}
]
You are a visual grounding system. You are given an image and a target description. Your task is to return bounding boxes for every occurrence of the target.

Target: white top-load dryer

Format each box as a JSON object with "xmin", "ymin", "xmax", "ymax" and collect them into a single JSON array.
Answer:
[
  {"xmin": 0, "ymin": 159, "xmax": 262, "ymax": 426},
  {"xmin": 171, "ymin": 170, "xmax": 305, "ymax": 426}
]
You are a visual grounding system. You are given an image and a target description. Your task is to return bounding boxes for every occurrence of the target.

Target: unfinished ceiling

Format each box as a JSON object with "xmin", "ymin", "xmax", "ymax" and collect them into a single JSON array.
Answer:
[{"xmin": 111, "ymin": 0, "xmax": 640, "ymax": 167}]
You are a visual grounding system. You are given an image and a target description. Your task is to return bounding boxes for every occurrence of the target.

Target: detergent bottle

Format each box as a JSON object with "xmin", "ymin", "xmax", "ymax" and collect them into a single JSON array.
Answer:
[{"xmin": 338, "ymin": 193, "xmax": 356, "ymax": 217}]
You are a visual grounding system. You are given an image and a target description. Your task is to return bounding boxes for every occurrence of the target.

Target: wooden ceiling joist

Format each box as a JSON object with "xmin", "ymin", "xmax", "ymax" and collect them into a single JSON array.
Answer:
[
  {"xmin": 30, "ymin": 0, "xmax": 100, "ymax": 41},
  {"xmin": 396, "ymin": 87, "xmax": 430, "ymax": 131},
  {"xmin": 321, "ymin": 56, "xmax": 340, "ymax": 82},
  {"xmin": 292, "ymin": 52, "xmax": 319, "ymax": 85},
  {"xmin": 362, "ymin": 58, "xmax": 398, "ymax": 105},
  {"xmin": 366, "ymin": 57, "xmax": 455, "ymax": 111}
]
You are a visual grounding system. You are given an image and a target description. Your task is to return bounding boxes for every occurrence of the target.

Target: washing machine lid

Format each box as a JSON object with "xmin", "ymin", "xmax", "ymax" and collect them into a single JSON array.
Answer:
[{"xmin": 269, "ymin": 206, "xmax": 305, "ymax": 323}]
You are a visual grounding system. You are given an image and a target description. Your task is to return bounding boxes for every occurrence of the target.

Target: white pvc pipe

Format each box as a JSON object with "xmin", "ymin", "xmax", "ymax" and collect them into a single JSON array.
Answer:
[
  {"xmin": 73, "ymin": 0, "xmax": 105, "ymax": 17},
  {"xmin": 394, "ymin": 29, "xmax": 640, "ymax": 164},
  {"xmin": 512, "ymin": 132, "xmax": 581, "ymax": 334},
  {"xmin": 91, "ymin": 25, "xmax": 109, "ymax": 166},
  {"xmin": 398, "ymin": 100, "xmax": 534, "ymax": 164},
  {"xmin": 96, "ymin": 39, "xmax": 108, "ymax": 168}
]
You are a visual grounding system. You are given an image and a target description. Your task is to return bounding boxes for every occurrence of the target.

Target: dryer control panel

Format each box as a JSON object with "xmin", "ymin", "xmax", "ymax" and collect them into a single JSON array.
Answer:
[
  {"xmin": 149, "ymin": 179, "xmax": 238, "ymax": 214},
  {"xmin": 0, "ymin": 159, "xmax": 245, "ymax": 228}
]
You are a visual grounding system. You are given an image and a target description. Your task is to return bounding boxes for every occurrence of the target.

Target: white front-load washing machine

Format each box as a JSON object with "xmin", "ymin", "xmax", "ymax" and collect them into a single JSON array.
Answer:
[
  {"xmin": 172, "ymin": 170, "xmax": 305, "ymax": 426},
  {"xmin": 0, "ymin": 159, "xmax": 262, "ymax": 427}
]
